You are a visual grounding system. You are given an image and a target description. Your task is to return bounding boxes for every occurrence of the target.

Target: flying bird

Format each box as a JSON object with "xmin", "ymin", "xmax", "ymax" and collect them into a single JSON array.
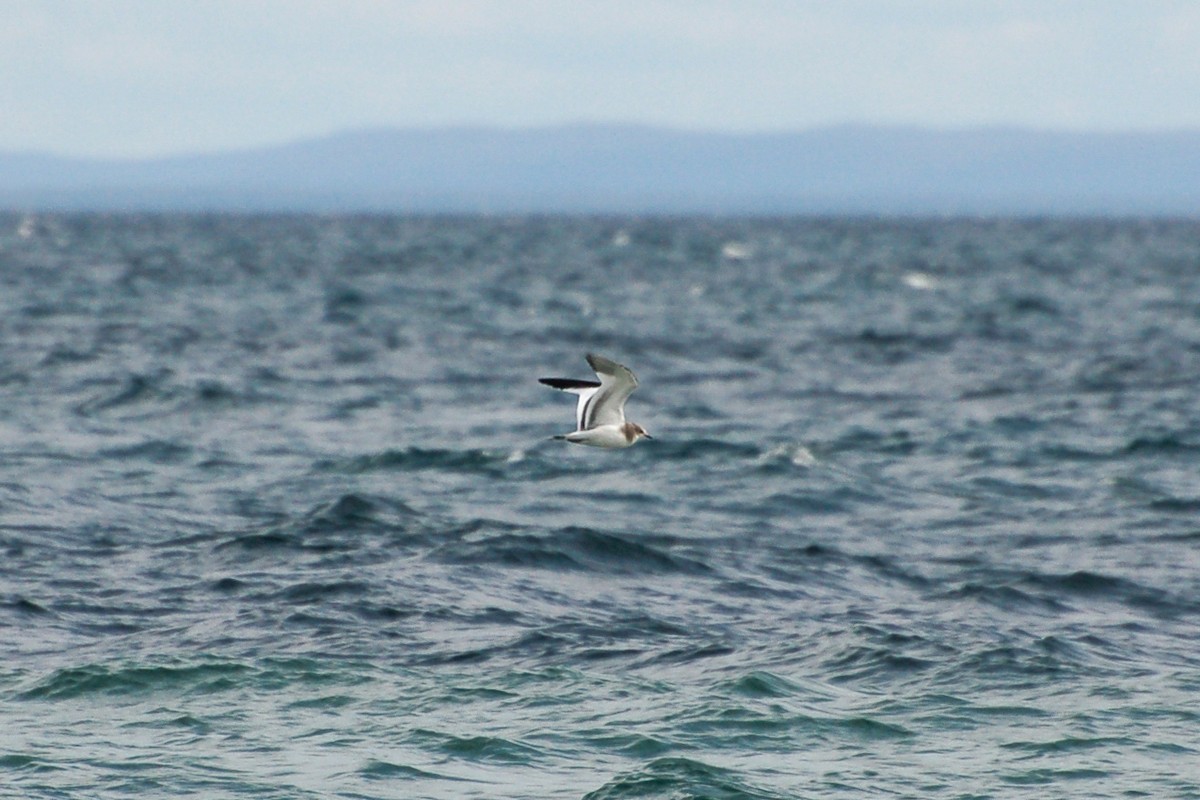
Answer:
[{"xmin": 540, "ymin": 353, "xmax": 652, "ymax": 448}]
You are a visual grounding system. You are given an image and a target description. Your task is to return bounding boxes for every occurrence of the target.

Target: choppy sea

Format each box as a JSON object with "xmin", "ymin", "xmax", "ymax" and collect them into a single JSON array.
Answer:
[{"xmin": 1, "ymin": 214, "xmax": 1198, "ymax": 799}]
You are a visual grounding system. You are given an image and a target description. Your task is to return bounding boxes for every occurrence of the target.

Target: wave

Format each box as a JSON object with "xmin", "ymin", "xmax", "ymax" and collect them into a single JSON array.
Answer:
[
  {"xmin": 210, "ymin": 495, "xmax": 721, "ymax": 584},
  {"xmin": 727, "ymin": 670, "xmax": 806, "ymax": 698},
  {"xmin": 840, "ymin": 327, "xmax": 958, "ymax": 365},
  {"xmin": 647, "ymin": 438, "xmax": 762, "ymax": 462},
  {"xmin": 70, "ymin": 368, "xmax": 277, "ymax": 421},
  {"xmin": 935, "ymin": 582, "xmax": 1071, "ymax": 614},
  {"xmin": 939, "ymin": 564, "xmax": 1197, "ymax": 620},
  {"xmin": 2, "ymin": 598, "xmax": 53, "ymax": 625},
  {"xmin": 956, "ymin": 640, "xmax": 1086, "ymax": 680},
  {"xmin": 273, "ymin": 580, "xmax": 370, "ymax": 604},
  {"xmin": 583, "ymin": 756, "xmax": 786, "ymax": 800},
  {"xmin": 1001, "ymin": 735, "xmax": 1136, "ymax": 756},
  {"xmin": 298, "ymin": 493, "xmax": 420, "ymax": 532},
  {"xmin": 324, "ymin": 447, "xmax": 519, "ymax": 476},
  {"xmin": 358, "ymin": 759, "xmax": 465, "ymax": 782},
  {"xmin": 73, "ymin": 371, "xmax": 168, "ymax": 418},
  {"xmin": 16, "ymin": 661, "xmax": 253, "ymax": 701},
  {"xmin": 213, "ymin": 493, "xmax": 425, "ymax": 556},
  {"xmin": 411, "ymin": 730, "xmax": 544, "ymax": 764},
  {"xmin": 432, "ymin": 523, "xmax": 712, "ymax": 577},
  {"xmin": 98, "ymin": 439, "xmax": 193, "ymax": 465},
  {"xmin": 22, "ymin": 656, "xmax": 375, "ymax": 704},
  {"xmin": 820, "ymin": 643, "xmax": 937, "ymax": 685},
  {"xmin": 1021, "ymin": 570, "xmax": 1194, "ymax": 617}
]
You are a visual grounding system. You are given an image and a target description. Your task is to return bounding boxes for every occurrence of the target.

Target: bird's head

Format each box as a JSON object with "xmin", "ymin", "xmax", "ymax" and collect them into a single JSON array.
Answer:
[{"xmin": 625, "ymin": 422, "xmax": 653, "ymax": 443}]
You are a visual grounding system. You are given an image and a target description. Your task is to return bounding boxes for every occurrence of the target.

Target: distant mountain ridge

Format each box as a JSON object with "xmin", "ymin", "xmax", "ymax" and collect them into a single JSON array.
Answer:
[{"xmin": 2, "ymin": 124, "xmax": 1198, "ymax": 214}]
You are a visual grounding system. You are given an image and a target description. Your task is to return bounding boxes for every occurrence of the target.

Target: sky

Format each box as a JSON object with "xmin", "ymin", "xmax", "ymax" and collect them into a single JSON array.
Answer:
[{"xmin": 3, "ymin": 1, "xmax": 1199, "ymax": 158}]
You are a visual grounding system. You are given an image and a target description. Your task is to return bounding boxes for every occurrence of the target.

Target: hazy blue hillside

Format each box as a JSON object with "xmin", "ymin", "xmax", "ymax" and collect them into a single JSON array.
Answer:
[{"xmin": 2, "ymin": 125, "xmax": 1198, "ymax": 214}]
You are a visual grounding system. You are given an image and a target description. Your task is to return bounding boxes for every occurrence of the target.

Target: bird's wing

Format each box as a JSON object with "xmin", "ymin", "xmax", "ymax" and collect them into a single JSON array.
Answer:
[
  {"xmin": 582, "ymin": 353, "xmax": 639, "ymax": 429},
  {"xmin": 539, "ymin": 377, "xmax": 601, "ymax": 431}
]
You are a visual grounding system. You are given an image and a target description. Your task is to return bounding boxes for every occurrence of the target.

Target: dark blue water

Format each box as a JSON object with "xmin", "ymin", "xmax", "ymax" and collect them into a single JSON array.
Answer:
[{"xmin": 2, "ymin": 214, "xmax": 1199, "ymax": 798}]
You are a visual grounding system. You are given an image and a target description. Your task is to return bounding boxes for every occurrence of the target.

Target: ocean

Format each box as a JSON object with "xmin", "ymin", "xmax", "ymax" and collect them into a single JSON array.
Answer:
[{"xmin": 1, "ymin": 214, "xmax": 1198, "ymax": 799}]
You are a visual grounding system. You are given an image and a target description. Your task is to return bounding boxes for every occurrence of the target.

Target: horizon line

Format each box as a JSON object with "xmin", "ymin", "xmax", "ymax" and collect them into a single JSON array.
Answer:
[{"xmin": 7, "ymin": 120, "xmax": 1200, "ymax": 163}]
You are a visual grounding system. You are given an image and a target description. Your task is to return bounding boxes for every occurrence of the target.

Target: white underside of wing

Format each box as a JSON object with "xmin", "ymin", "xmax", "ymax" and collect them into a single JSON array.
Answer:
[
  {"xmin": 572, "ymin": 387, "xmax": 600, "ymax": 431},
  {"xmin": 582, "ymin": 381, "xmax": 627, "ymax": 429}
]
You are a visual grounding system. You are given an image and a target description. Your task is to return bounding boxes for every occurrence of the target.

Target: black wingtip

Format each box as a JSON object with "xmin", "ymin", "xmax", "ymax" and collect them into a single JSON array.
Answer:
[{"xmin": 540, "ymin": 378, "xmax": 601, "ymax": 390}]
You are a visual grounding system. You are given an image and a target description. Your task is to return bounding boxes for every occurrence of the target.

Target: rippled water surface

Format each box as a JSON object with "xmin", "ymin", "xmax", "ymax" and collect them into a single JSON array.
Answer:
[{"xmin": 2, "ymin": 214, "xmax": 1199, "ymax": 798}]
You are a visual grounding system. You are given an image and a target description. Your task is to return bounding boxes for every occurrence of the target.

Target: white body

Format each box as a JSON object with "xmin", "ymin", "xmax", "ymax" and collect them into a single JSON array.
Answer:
[{"xmin": 559, "ymin": 422, "xmax": 643, "ymax": 449}]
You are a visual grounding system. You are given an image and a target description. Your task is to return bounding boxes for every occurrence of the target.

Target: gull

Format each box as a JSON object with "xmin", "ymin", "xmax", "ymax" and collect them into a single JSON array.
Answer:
[{"xmin": 540, "ymin": 353, "xmax": 652, "ymax": 448}]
